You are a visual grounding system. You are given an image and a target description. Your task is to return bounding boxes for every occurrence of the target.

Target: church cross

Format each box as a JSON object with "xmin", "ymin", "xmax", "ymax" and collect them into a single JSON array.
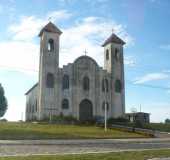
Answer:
[
  {"xmin": 84, "ymin": 49, "xmax": 88, "ymax": 56},
  {"xmin": 112, "ymin": 28, "xmax": 114, "ymax": 33},
  {"xmin": 48, "ymin": 17, "xmax": 52, "ymax": 22}
]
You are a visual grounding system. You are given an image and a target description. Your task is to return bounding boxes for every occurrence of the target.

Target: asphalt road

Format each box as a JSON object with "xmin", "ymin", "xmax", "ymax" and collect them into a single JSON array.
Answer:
[{"xmin": 0, "ymin": 138, "xmax": 170, "ymax": 157}]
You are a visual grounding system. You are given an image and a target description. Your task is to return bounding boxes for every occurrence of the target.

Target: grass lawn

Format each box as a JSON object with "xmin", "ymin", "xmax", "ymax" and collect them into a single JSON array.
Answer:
[
  {"xmin": 144, "ymin": 123, "xmax": 170, "ymax": 132},
  {"xmin": 1, "ymin": 149, "xmax": 170, "ymax": 160},
  {"xmin": 0, "ymin": 122, "xmax": 149, "ymax": 139}
]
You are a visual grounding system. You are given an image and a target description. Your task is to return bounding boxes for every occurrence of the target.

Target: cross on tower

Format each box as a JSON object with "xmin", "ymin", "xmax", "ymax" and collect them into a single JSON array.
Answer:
[
  {"xmin": 48, "ymin": 17, "xmax": 52, "ymax": 22},
  {"xmin": 84, "ymin": 49, "xmax": 88, "ymax": 56},
  {"xmin": 112, "ymin": 28, "xmax": 114, "ymax": 33}
]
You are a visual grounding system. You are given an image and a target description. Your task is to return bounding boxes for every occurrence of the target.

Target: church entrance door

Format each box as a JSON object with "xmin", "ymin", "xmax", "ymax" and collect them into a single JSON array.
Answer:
[{"xmin": 79, "ymin": 99, "xmax": 93, "ymax": 122}]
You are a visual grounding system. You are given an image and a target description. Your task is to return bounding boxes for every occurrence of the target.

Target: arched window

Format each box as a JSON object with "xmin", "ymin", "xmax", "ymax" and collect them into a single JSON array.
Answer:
[
  {"xmin": 46, "ymin": 73, "xmax": 54, "ymax": 88},
  {"xmin": 115, "ymin": 79, "xmax": 122, "ymax": 93},
  {"xmin": 62, "ymin": 99, "xmax": 69, "ymax": 109},
  {"xmin": 35, "ymin": 100, "xmax": 38, "ymax": 112},
  {"xmin": 83, "ymin": 76, "xmax": 90, "ymax": 91},
  {"xmin": 62, "ymin": 75, "xmax": 69, "ymax": 90},
  {"xmin": 102, "ymin": 101, "xmax": 109, "ymax": 111},
  {"xmin": 31, "ymin": 105, "xmax": 34, "ymax": 113},
  {"xmin": 102, "ymin": 78, "xmax": 109, "ymax": 92},
  {"xmin": 48, "ymin": 39, "xmax": 54, "ymax": 51},
  {"xmin": 106, "ymin": 49, "xmax": 109, "ymax": 60},
  {"xmin": 29, "ymin": 105, "xmax": 32, "ymax": 113},
  {"xmin": 115, "ymin": 48, "xmax": 119, "ymax": 61}
]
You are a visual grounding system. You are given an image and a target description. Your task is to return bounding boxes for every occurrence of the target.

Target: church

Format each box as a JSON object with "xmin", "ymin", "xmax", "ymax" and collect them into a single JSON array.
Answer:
[{"xmin": 25, "ymin": 22, "xmax": 125, "ymax": 121}]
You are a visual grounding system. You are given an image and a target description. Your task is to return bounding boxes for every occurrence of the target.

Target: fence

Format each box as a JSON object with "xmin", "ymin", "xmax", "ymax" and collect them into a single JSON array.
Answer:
[{"xmin": 111, "ymin": 124, "xmax": 155, "ymax": 137}]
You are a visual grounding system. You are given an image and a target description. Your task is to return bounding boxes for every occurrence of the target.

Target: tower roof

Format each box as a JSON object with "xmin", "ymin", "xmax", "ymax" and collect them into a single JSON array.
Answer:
[
  {"xmin": 38, "ymin": 22, "xmax": 62, "ymax": 36},
  {"xmin": 102, "ymin": 33, "xmax": 125, "ymax": 46}
]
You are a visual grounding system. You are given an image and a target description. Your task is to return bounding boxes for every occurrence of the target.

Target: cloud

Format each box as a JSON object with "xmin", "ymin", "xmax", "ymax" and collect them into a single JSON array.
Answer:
[
  {"xmin": 0, "ymin": 10, "xmax": 72, "ymax": 74},
  {"xmin": 3, "ymin": 97, "xmax": 25, "ymax": 121},
  {"xmin": 8, "ymin": 10, "xmax": 72, "ymax": 41},
  {"xmin": 0, "ymin": 41, "xmax": 39, "ymax": 75},
  {"xmin": 146, "ymin": 102, "xmax": 170, "ymax": 122},
  {"xmin": 59, "ymin": 16, "xmax": 134, "ymax": 67},
  {"xmin": 134, "ymin": 72, "xmax": 169, "ymax": 84},
  {"xmin": 1, "ymin": 11, "xmax": 134, "ymax": 75},
  {"xmin": 124, "ymin": 56, "xmax": 136, "ymax": 67},
  {"xmin": 160, "ymin": 44, "xmax": 170, "ymax": 51}
]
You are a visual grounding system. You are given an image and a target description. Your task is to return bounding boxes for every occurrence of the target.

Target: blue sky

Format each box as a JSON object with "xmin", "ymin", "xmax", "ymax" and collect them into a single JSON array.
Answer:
[{"xmin": 0, "ymin": 0, "xmax": 170, "ymax": 122}]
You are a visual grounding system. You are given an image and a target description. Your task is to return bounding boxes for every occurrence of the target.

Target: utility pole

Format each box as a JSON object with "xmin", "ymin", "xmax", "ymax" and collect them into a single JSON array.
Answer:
[
  {"xmin": 104, "ymin": 101, "xmax": 107, "ymax": 132},
  {"xmin": 104, "ymin": 77, "xmax": 107, "ymax": 132},
  {"xmin": 50, "ymin": 110, "xmax": 52, "ymax": 123}
]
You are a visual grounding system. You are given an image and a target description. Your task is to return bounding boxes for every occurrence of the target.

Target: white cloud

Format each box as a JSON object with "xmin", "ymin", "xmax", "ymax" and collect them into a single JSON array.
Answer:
[
  {"xmin": 3, "ymin": 97, "xmax": 25, "ymax": 121},
  {"xmin": 47, "ymin": 10, "xmax": 72, "ymax": 22},
  {"xmin": 146, "ymin": 102, "xmax": 170, "ymax": 123},
  {"xmin": 8, "ymin": 10, "xmax": 72, "ymax": 41},
  {"xmin": 124, "ymin": 56, "xmax": 136, "ymax": 67},
  {"xmin": 0, "ymin": 12, "xmax": 134, "ymax": 75},
  {"xmin": 59, "ymin": 16, "xmax": 134, "ymax": 67},
  {"xmin": 0, "ymin": 41, "xmax": 39, "ymax": 74},
  {"xmin": 0, "ymin": 10, "xmax": 72, "ymax": 74},
  {"xmin": 160, "ymin": 44, "xmax": 170, "ymax": 51},
  {"xmin": 134, "ymin": 72, "xmax": 169, "ymax": 84}
]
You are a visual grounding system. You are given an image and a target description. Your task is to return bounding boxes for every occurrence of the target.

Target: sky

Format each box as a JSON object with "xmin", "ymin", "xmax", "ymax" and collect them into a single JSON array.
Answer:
[{"xmin": 0, "ymin": 0, "xmax": 170, "ymax": 122}]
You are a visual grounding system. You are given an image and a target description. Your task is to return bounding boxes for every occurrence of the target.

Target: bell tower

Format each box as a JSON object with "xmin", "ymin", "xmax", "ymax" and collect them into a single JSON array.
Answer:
[
  {"xmin": 102, "ymin": 33, "xmax": 125, "ymax": 117},
  {"xmin": 38, "ymin": 22, "xmax": 62, "ymax": 120}
]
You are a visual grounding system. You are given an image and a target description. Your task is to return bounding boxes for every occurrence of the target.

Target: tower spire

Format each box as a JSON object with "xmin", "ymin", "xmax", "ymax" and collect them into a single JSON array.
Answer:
[{"xmin": 38, "ymin": 22, "xmax": 62, "ymax": 37}]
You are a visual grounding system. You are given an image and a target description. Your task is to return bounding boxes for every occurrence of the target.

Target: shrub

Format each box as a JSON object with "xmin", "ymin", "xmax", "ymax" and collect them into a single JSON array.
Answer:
[
  {"xmin": 107, "ymin": 117, "xmax": 129, "ymax": 125},
  {"xmin": 0, "ymin": 118, "xmax": 7, "ymax": 122},
  {"xmin": 134, "ymin": 120, "xmax": 144, "ymax": 128},
  {"xmin": 51, "ymin": 115, "xmax": 78, "ymax": 124}
]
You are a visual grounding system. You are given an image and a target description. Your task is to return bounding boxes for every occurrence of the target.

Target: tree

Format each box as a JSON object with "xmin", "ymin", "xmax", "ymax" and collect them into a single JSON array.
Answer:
[
  {"xmin": 165, "ymin": 119, "xmax": 170, "ymax": 124},
  {"xmin": 0, "ymin": 84, "xmax": 7, "ymax": 117}
]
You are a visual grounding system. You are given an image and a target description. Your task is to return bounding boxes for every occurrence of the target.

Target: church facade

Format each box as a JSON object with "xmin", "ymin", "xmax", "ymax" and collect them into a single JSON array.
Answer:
[{"xmin": 25, "ymin": 22, "xmax": 125, "ymax": 121}]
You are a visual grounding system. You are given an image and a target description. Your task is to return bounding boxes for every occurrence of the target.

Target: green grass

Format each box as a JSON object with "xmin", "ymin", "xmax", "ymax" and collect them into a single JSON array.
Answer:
[
  {"xmin": 144, "ymin": 123, "xmax": 170, "ymax": 132},
  {"xmin": 0, "ymin": 122, "xmax": 148, "ymax": 139},
  {"xmin": 1, "ymin": 149, "xmax": 170, "ymax": 160}
]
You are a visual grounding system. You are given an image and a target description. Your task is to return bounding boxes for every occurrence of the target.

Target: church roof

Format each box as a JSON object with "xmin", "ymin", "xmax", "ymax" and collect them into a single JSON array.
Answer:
[
  {"xmin": 25, "ymin": 83, "xmax": 38, "ymax": 95},
  {"xmin": 74, "ymin": 55, "xmax": 99, "ymax": 67},
  {"xmin": 102, "ymin": 33, "xmax": 125, "ymax": 46},
  {"xmin": 38, "ymin": 22, "xmax": 62, "ymax": 36}
]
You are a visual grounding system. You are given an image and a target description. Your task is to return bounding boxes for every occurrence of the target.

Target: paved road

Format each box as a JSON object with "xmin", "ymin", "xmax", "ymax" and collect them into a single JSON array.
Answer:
[
  {"xmin": 0, "ymin": 138, "xmax": 170, "ymax": 157},
  {"xmin": 148, "ymin": 158, "xmax": 170, "ymax": 160},
  {"xmin": 155, "ymin": 131, "xmax": 170, "ymax": 138}
]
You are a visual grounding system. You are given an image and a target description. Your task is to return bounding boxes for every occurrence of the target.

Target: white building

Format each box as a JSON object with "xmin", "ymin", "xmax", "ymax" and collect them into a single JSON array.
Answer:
[{"xmin": 25, "ymin": 22, "xmax": 125, "ymax": 121}]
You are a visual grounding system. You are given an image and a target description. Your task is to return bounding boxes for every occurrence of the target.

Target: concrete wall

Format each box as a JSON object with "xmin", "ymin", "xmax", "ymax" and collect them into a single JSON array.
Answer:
[
  {"xmin": 103, "ymin": 43, "xmax": 125, "ymax": 118},
  {"xmin": 38, "ymin": 31, "xmax": 60, "ymax": 120},
  {"xmin": 25, "ymin": 85, "xmax": 38, "ymax": 121}
]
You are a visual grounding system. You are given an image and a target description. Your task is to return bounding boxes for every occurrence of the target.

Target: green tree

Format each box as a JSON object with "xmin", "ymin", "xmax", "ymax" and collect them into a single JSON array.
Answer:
[
  {"xmin": 0, "ymin": 84, "xmax": 7, "ymax": 117},
  {"xmin": 165, "ymin": 118, "xmax": 170, "ymax": 124}
]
